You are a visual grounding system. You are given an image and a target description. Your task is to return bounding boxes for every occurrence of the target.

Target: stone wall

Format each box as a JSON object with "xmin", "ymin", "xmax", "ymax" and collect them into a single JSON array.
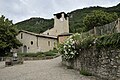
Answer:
[
  {"xmin": 63, "ymin": 47, "xmax": 120, "ymax": 80},
  {"xmin": 81, "ymin": 18, "xmax": 120, "ymax": 36}
]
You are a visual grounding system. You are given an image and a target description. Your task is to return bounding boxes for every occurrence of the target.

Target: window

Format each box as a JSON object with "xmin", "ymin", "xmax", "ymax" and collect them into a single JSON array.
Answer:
[
  {"xmin": 21, "ymin": 33, "xmax": 23, "ymax": 39},
  {"xmin": 54, "ymin": 42, "xmax": 56, "ymax": 46},
  {"xmin": 47, "ymin": 33, "xmax": 49, "ymax": 35},
  {"xmin": 48, "ymin": 41, "xmax": 50, "ymax": 46},
  {"xmin": 31, "ymin": 41, "xmax": 33, "ymax": 45}
]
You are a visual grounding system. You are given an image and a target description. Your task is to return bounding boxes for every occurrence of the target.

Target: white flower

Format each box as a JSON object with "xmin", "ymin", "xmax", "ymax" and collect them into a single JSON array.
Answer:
[
  {"xmin": 72, "ymin": 41, "xmax": 75, "ymax": 44},
  {"xmin": 68, "ymin": 45, "xmax": 71, "ymax": 48},
  {"xmin": 70, "ymin": 52, "xmax": 74, "ymax": 55},
  {"xmin": 64, "ymin": 50, "xmax": 68, "ymax": 54},
  {"xmin": 70, "ymin": 39, "xmax": 73, "ymax": 42},
  {"xmin": 66, "ymin": 41, "xmax": 69, "ymax": 44},
  {"xmin": 64, "ymin": 45, "xmax": 66, "ymax": 48},
  {"xmin": 93, "ymin": 41, "xmax": 96, "ymax": 44},
  {"xmin": 68, "ymin": 49, "xmax": 71, "ymax": 51},
  {"xmin": 76, "ymin": 52, "xmax": 79, "ymax": 54},
  {"xmin": 72, "ymin": 46, "xmax": 75, "ymax": 49},
  {"xmin": 74, "ymin": 51, "xmax": 76, "ymax": 53},
  {"xmin": 89, "ymin": 44, "xmax": 92, "ymax": 46},
  {"xmin": 69, "ymin": 36, "xmax": 72, "ymax": 39}
]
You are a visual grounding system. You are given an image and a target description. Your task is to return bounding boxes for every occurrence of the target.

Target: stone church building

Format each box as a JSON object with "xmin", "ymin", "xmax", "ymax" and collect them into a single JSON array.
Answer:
[{"xmin": 17, "ymin": 12, "xmax": 70, "ymax": 53}]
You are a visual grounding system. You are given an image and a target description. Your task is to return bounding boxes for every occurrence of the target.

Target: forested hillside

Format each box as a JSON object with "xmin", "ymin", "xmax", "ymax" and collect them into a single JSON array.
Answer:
[
  {"xmin": 15, "ymin": 18, "xmax": 54, "ymax": 33},
  {"xmin": 68, "ymin": 3, "xmax": 120, "ymax": 33},
  {"xmin": 16, "ymin": 3, "xmax": 120, "ymax": 33}
]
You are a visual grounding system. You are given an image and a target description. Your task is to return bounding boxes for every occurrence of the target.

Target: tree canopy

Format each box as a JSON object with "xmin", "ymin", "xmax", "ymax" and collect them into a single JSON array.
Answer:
[
  {"xmin": 0, "ymin": 15, "xmax": 22, "ymax": 56},
  {"xmin": 83, "ymin": 10, "xmax": 118, "ymax": 31}
]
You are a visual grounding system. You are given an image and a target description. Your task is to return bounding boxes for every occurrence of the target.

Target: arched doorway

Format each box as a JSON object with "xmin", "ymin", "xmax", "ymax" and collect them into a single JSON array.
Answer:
[{"xmin": 23, "ymin": 45, "xmax": 27, "ymax": 53}]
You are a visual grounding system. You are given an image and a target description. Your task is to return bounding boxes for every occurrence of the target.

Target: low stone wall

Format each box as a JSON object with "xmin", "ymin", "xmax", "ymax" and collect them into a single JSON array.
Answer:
[{"xmin": 62, "ymin": 47, "xmax": 120, "ymax": 80}]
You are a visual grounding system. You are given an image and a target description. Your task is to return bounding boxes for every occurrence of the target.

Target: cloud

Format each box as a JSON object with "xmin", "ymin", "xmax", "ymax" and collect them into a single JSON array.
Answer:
[{"xmin": 0, "ymin": 0, "xmax": 119, "ymax": 23}]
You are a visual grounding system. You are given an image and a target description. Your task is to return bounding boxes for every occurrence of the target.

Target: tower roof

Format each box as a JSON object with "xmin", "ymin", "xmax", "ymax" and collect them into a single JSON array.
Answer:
[
  {"xmin": 54, "ymin": 12, "xmax": 68, "ymax": 19},
  {"xmin": 53, "ymin": 12, "xmax": 66, "ymax": 15}
]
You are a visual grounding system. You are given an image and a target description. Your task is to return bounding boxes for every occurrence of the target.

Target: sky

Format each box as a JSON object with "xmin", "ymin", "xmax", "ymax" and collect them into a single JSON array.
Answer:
[{"xmin": 0, "ymin": 0, "xmax": 120, "ymax": 23}]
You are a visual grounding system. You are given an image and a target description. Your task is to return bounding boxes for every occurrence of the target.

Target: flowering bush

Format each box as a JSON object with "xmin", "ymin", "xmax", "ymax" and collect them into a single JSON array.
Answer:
[
  {"xmin": 58, "ymin": 33, "xmax": 95, "ymax": 60},
  {"xmin": 58, "ymin": 32, "xmax": 120, "ymax": 60},
  {"xmin": 58, "ymin": 33, "xmax": 80, "ymax": 60}
]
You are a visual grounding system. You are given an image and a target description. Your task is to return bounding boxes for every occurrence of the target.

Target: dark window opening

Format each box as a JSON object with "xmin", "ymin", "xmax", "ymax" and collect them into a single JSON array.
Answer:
[
  {"xmin": 48, "ymin": 41, "xmax": 50, "ymax": 46},
  {"xmin": 21, "ymin": 33, "xmax": 23, "ymax": 39},
  {"xmin": 37, "ymin": 37, "xmax": 38, "ymax": 47},
  {"xmin": 47, "ymin": 33, "xmax": 49, "ymax": 35},
  {"xmin": 64, "ymin": 13, "xmax": 68, "ymax": 20},
  {"xmin": 31, "ymin": 41, "xmax": 33, "ymax": 45},
  {"xmin": 56, "ymin": 13, "xmax": 62, "ymax": 19},
  {"xmin": 55, "ymin": 12, "xmax": 68, "ymax": 20}
]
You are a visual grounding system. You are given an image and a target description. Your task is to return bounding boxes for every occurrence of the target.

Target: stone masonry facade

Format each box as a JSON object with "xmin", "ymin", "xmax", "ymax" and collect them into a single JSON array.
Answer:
[{"xmin": 63, "ymin": 47, "xmax": 120, "ymax": 80}]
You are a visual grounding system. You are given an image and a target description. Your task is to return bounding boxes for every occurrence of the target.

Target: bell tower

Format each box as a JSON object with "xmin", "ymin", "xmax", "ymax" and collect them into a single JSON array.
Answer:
[
  {"xmin": 42, "ymin": 12, "xmax": 69, "ymax": 36},
  {"xmin": 53, "ymin": 12, "xmax": 69, "ymax": 35}
]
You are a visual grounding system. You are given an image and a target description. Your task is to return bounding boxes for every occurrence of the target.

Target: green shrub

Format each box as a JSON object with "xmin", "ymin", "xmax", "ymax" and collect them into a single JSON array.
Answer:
[
  {"xmin": 80, "ymin": 69, "xmax": 92, "ymax": 76},
  {"xmin": 44, "ymin": 52, "xmax": 56, "ymax": 56},
  {"xmin": 44, "ymin": 50, "xmax": 57, "ymax": 56},
  {"xmin": 18, "ymin": 52, "xmax": 43, "ymax": 57},
  {"xmin": 96, "ymin": 33, "xmax": 120, "ymax": 48},
  {"xmin": 6, "ymin": 52, "xmax": 13, "ymax": 57},
  {"xmin": 18, "ymin": 50, "xmax": 58, "ymax": 57},
  {"xmin": 51, "ymin": 48, "xmax": 58, "ymax": 53}
]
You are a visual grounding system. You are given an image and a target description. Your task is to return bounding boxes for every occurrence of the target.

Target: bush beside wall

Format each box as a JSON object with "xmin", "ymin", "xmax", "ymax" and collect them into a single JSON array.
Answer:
[{"xmin": 60, "ymin": 33, "xmax": 120, "ymax": 80}]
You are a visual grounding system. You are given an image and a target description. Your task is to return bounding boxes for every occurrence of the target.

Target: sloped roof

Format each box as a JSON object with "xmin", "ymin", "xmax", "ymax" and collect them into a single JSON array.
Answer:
[
  {"xmin": 58, "ymin": 32, "xmax": 72, "ymax": 37},
  {"xmin": 19, "ymin": 30, "xmax": 57, "ymax": 39}
]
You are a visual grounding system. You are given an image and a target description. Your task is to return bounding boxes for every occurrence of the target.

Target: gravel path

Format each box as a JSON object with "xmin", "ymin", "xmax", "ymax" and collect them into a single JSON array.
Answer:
[{"xmin": 0, "ymin": 57, "xmax": 96, "ymax": 80}]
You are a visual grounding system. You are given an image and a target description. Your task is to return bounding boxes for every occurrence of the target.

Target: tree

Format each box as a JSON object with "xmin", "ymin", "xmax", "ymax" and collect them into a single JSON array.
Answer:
[
  {"xmin": 83, "ymin": 10, "xmax": 118, "ymax": 31},
  {"xmin": 0, "ymin": 15, "xmax": 22, "ymax": 57}
]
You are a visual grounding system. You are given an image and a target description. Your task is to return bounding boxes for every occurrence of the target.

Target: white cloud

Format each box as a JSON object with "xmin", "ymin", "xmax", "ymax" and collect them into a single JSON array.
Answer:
[{"xmin": 0, "ymin": 0, "xmax": 119, "ymax": 23}]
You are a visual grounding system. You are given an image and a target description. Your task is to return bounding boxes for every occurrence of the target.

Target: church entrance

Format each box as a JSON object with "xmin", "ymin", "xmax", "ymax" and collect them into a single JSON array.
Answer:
[{"xmin": 23, "ymin": 45, "xmax": 27, "ymax": 53}]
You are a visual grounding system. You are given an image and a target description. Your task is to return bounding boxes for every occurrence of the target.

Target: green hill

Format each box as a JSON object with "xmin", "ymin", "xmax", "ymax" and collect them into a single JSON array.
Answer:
[
  {"xmin": 15, "ymin": 3, "xmax": 120, "ymax": 33},
  {"xmin": 68, "ymin": 3, "xmax": 120, "ymax": 33},
  {"xmin": 15, "ymin": 18, "xmax": 54, "ymax": 33}
]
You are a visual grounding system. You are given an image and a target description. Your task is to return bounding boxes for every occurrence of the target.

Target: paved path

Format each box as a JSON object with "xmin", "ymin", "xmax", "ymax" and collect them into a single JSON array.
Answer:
[{"xmin": 0, "ymin": 57, "xmax": 96, "ymax": 80}]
